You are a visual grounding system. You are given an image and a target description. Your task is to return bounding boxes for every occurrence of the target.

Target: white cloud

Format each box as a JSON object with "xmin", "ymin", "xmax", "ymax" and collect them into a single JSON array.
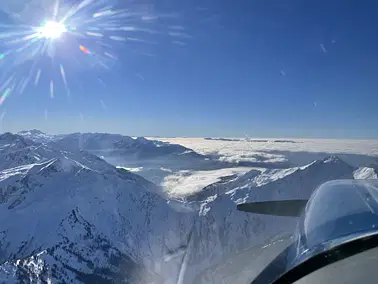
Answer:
[
  {"xmin": 162, "ymin": 167, "xmax": 253, "ymax": 198},
  {"xmin": 150, "ymin": 137, "xmax": 378, "ymax": 169},
  {"xmin": 155, "ymin": 137, "xmax": 378, "ymax": 157}
]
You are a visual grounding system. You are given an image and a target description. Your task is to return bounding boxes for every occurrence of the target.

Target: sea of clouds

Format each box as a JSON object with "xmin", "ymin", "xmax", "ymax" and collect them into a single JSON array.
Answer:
[{"xmin": 147, "ymin": 137, "xmax": 378, "ymax": 198}]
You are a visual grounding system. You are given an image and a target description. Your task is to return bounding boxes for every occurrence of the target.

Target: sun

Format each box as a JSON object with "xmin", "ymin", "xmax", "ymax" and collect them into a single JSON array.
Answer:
[{"xmin": 38, "ymin": 20, "xmax": 67, "ymax": 39}]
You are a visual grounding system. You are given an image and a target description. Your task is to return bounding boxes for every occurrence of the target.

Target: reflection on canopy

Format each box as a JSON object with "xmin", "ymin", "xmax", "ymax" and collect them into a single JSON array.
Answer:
[
  {"xmin": 292, "ymin": 180, "xmax": 378, "ymax": 266},
  {"xmin": 252, "ymin": 179, "xmax": 378, "ymax": 284}
]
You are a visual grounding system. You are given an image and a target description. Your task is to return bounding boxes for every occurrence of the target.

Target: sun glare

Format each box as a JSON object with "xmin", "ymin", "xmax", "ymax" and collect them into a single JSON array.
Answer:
[
  {"xmin": 0, "ymin": 1, "xmax": 168, "ymax": 101},
  {"xmin": 38, "ymin": 20, "xmax": 67, "ymax": 39}
]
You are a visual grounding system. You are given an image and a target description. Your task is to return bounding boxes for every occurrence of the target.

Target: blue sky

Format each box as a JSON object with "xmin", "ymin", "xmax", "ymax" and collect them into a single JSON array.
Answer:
[{"xmin": 0, "ymin": 0, "xmax": 377, "ymax": 139}]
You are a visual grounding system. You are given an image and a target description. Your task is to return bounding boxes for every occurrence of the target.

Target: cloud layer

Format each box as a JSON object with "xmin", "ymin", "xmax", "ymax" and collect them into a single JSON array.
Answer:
[
  {"xmin": 155, "ymin": 138, "xmax": 378, "ymax": 164},
  {"xmin": 149, "ymin": 137, "xmax": 378, "ymax": 198}
]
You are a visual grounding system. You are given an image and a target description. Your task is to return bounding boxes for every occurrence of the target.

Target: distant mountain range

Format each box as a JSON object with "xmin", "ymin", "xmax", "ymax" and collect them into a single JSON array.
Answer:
[
  {"xmin": 204, "ymin": 137, "xmax": 301, "ymax": 143},
  {"xmin": 17, "ymin": 130, "xmax": 203, "ymax": 160},
  {"xmin": 17, "ymin": 130, "xmax": 233, "ymax": 184},
  {"xmin": 19, "ymin": 130, "xmax": 224, "ymax": 162}
]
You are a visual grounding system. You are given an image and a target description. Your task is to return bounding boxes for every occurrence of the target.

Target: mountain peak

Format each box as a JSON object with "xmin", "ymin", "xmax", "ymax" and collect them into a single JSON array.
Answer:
[
  {"xmin": 17, "ymin": 130, "xmax": 54, "ymax": 143},
  {"xmin": 135, "ymin": 137, "xmax": 150, "ymax": 144},
  {"xmin": 18, "ymin": 129, "xmax": 45, "ymax": 135},
  {"xmin": 322, "ymin": 155, "xmax": 346, "ymax": 164}
]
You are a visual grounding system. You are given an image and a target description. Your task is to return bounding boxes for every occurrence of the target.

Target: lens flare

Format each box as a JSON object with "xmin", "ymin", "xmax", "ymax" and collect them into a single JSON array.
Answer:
[
  {"xmin": 79, "ymin": 45, "xmax": 91, "ymax": 54},
  {"xmin": 38, "ymin": 20, "xmax": 67, "ymax": 39},
  {"xmin": 0, "ymin": 88, "xmax": 11, "ymax": 105},
  {"xmin": 0, "ymin": 0, "xmax": 191, "ymax": 107}
]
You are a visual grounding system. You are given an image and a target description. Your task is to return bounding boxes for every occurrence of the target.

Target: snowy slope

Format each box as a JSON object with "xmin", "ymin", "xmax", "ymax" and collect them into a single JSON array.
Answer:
[
  {"xmin": 0, "ymin": 209, "xmax": 162, "ymax": 284},
  {"xmin": 354, "ymin": 166, "xmax": 378, "ymax": 179},
  {"xmin": 0, "ymin": 133, "xmax": 194, "ymax": 283}
]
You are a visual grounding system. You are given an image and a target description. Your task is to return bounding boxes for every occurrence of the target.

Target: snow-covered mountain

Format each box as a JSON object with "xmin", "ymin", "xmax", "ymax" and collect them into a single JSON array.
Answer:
[
  {"xmin": 0, "ymin": 208, "xmax": 162, "ymax": 284},
  {"xmin": 13, "ymin": 131, "xmax": 229, "ymax": 184},
  {"xmin": 0, "ymin": 133, "xmax": 194, "ymax": 283},
  {"xmin": 17, "ymin": 129, "xmax": 56, "ymax": 144},
  {"xmin": 0, "ymin": 132, "xmax": 115, "ymax": 172},
  {"xmin": 51, "ymin": 132, "xmax": 229, "ymax": 184},
  {"xmin": 0, "ymin": 132, "xmax": 376, "ymax": 283},
  {"xmin": 16, "ymin": 130, "xmax": 205, "ymax": 163},
  {"xmin": 53, "ymin": 133, "xmax": 203, "ymax": 161}
]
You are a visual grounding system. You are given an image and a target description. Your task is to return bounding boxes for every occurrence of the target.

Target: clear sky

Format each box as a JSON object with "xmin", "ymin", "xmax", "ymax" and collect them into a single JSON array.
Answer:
[{"xmin": 0, "ymin": 0, "xmax": 377, "ymax": 139}]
